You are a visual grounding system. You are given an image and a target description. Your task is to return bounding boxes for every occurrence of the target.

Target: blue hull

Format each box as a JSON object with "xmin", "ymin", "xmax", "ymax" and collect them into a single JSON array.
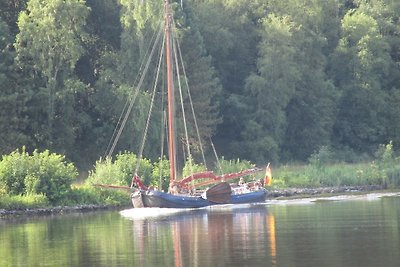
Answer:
[{"xmin": 132, "ymin": 189, "xmax": 267, "ymax": 209}]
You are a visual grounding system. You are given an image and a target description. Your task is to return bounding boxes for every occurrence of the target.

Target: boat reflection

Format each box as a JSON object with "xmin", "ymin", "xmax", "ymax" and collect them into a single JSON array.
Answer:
[
  {"xmin": 268, "ymin": 213, "xmax": 277, "ymax": 267},
  {"xmin": 122, "ymin": 205, "xmax": 277, "ymax": 266},
  {"xmin": 172, "ymin": 221, "xmax": 182, "ymax": 267}
]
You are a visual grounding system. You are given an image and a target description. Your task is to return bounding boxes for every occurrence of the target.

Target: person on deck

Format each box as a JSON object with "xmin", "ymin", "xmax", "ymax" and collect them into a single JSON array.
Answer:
[{"xmin": 168, "ymin": 182, "xmax": 179, "ymax": 195}]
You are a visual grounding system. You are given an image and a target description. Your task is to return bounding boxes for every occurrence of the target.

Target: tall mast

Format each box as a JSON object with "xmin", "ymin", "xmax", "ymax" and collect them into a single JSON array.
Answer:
[{"xmin": 165, "ymin": 0, "xmax": 176, "ymax": 181}]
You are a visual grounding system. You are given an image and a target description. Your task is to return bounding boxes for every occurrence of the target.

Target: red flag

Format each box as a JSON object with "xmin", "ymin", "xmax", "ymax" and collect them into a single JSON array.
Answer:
[{"xmin": 264, "ymin": 165, "xmax": 272, "ymax": 186}]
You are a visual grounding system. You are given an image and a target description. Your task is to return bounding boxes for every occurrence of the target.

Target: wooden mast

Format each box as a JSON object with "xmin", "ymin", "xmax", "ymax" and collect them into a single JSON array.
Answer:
[{"xmin": 165, "ymin": 0, "xmax": 177, "ymax": 181}]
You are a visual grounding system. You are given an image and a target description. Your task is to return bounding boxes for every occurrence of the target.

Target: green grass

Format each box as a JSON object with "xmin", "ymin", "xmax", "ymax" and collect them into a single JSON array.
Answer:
[
  {"xmin": 1, "ymin": 143, "xmax": 400, "ymax": 210},
  {"xmin": 0, "ymin": 193, "xmax": 49, "ymax": 210},
  {"xmin": 0, "ymin": 185, "xmax": 131, "ymax": 210},
  {"xmin": 270, "ymin": 161, "xmax": 400, "ymax": 189}
]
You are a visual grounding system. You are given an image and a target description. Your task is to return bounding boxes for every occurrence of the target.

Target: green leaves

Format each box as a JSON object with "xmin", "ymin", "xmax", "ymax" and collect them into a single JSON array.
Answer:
[
  {"xmin": 1, "ymin": 0, "xmax": 400, "ymax": 170},
  {"xmin": 16, "ymin": 0, "xmax": 89, "ymax": 76},
  {"xmin": 15, "ymin": 0, "xmax": 90, "ymax": 147},
  {"xmin": 0, "ymin": 147, "xmax": 78, "ymax": 204},
  {"xmin": 0, "ymin": 18, "xmax": 32, "ymax": 155},
  {"xmin": 331, "ymin": 3, "xmax": 394, "ymax": 153}
]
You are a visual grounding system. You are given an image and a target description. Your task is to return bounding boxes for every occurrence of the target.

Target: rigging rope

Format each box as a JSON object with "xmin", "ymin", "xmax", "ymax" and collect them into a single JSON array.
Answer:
[
  {"xmin": 210, "ymin": 138, "xmax": 223, "ymax": 175},
  {"xmin": 106, "ymin": 23, "xmax": 164, "ymax": 158},
  {"xmin": 159, "ymin": 111, "xmax": 167, "ymax": 189},
  {"xmin": 158, "ymin": 60, "xmax": 167, "ymax": 189},
  {"xmin": 172, "ymin": 28, "xmax": 194, "ymax": 178},
  {"xmin": 173, "ymin": 24, "xmax": 208, "ymax": 169},
  {"xmin": 105, "ymin": 22, "xmax": 160, "ymax": 158},
  {"xmin": 134, "ymin": 29, "xmax": 166, "ymax": 175}
]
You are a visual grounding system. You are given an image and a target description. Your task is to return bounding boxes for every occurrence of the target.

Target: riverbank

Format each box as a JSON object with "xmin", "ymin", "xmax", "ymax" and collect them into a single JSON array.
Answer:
[
  {"xmin": 0, "ymin": 204, "xmax": 126, "ymax": 218},
  {"xmin": 0, "ymin": 185, "xmax": 395, "ymax": 218},
  {"xmin": 266, "ymin": 185, "xmax": 386, "ymax": 199}
]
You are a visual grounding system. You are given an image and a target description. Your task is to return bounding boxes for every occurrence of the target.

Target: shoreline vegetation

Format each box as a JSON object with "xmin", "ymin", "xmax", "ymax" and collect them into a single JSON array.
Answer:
[
  {"xmin": 0, "ymin": 204, "xmax": 123, "ymax": 218},
  {"xmin": 2, "ymin": 2, "xmax": 400, "ymax": 217},
  {"xmin": 1, "ymin": 186, "xmax": 397, "ymax": 218},
  {"xmin": 1, "ymin": 143, "xmax": 400, "ymax": 217}
]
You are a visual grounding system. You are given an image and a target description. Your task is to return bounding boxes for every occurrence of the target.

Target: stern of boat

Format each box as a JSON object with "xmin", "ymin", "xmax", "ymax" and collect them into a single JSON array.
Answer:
[{"xmin": 131, "ymin": 189, "xmax": 145, "ymax": 208}]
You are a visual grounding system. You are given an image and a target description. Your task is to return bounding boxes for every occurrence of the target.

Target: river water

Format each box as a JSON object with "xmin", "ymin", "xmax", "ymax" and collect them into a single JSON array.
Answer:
[{"xmin": 1, "ymin": 193, "xmax": 399, "ymax": 267}]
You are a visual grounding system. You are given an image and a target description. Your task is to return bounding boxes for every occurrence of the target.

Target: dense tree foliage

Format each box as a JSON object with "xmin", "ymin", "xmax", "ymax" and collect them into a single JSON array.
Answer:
[
  {"xmin": 15, "ymin": 0, "xmax": 90, "ymax": 150},
  {"xmin": 0, "ymin": 18, "xmax": 31, "ymax": 154},
  {"xmin": 1, "ymin": 0, "xmax": 400, "ymax": 171}
]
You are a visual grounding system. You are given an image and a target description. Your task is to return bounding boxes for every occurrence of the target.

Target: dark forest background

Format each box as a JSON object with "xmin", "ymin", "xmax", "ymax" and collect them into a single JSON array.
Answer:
[{"xmin": 1, "ymin": 0, "xmax": 400, "ymax": 171}]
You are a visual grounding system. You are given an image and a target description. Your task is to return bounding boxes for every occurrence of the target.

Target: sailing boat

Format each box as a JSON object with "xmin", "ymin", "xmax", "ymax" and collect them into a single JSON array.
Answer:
[{"xmin": 116, "ymin": 0, "xmax": 270, "ymax": 208}]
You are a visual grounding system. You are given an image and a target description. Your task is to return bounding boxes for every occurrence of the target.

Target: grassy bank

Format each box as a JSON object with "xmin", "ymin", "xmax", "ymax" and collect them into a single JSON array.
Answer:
[
  {"xmin": 0, "ymin": 148, "xmax": 131, "ymax": 211},
  {"xmin": 271, "ymin": 143, "xmax": 400, "ymax": 189},
  {"xmin": 0, "ymin": 186, "xmax": 131, "ymax": 211},
  {"xmin": 1, "ymin": 143, "xmax": 400, "ymax": 211}
]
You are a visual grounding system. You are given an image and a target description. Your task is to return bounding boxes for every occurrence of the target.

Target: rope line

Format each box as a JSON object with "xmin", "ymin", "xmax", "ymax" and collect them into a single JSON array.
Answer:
[
  {"xmin": 107, "ymin": 23, "xmax": 164, "ymax": 158},
  {"xmin": 174, "ymin": 25, "xmax": 207, "ymax": 169},
  {"xmin": 171, "ymin": 28, "xmax": 194, "ymax": 178},
  {"xmin": 105, "ymin": 21, "xmax": 162, "ymax": 158},
  {"xmin": 135, "ymin": 27, "xmax": 166, "ymax": 175}
]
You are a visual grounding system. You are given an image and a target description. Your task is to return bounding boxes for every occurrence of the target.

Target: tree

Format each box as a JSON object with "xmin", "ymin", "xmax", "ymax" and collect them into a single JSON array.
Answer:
[
  {"xmin": 75, "ymin": 0, "xmax": 122, "ymax": 85},
  {"xmin": 0, "ymin": 18, "xmax": 31, "ymax": 154},
  {"xmin": 177, "ymin": 4, "xmax": 222, "ymax": 150},
  {"xmin": 280, "ymin": 0, "xmax": 340, "ymax": 160},
  {"xmin": 110, "ymin": 0, "xmax": 222, "ymax": 163},
  {"xmin": 355, "ymin": 0, "xmax": 400, "ymax": 150},
  {"xmin": 15, "ymin": 0, "xmax": 90, "ymax": 147},
  {"xmin": 189, "ymin": 0, "xmax": 259, "ymax": 159},
  {"xmin": 244, "ymin": 14, "xmax": 301, "ymax": 163},
  {"xmin": 331, "ymin": 9, "xmax": 392, "ymax": 153},
  {"xmin": 0, "ymin": 0, "xmax": 28, "ymax": 36}
]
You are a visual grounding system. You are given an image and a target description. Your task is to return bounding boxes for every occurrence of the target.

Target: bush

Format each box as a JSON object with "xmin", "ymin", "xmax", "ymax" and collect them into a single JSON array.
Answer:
[
  {"xmin": 66, "ymin": 185, "xmax": 102, "ymax": 205},
  {"xmin": 86, "ymin": 157, "xmax": 126, "ymax": 186},
  {"xmin": 182, "ymin": 157, "xmax": 206, "ymax": 177},
  {"xmin": 0, "ymin": 148, "xmax": 31, "ymax": 195},
  {"xmin": 0, "ymin": 147, "xmax": 78, "ymax": 205},
  {"xmin": 308, "ymin": 146, "xmax": 334, "ymax": 168},
  {"xmin": 152, "ymin": 157, "xmax": 170, "ymax": 191},
  {"xmin": 217, "ymin": 157, "xmax": 254, "ymax": 174},
  {"xmin": 87, "ymin": 152, "xmax": 153, "ymax": 187},
  {"xmin": 96, "ymin": 188, "xmax": 131, "ymax": 206},
  {"xmin": 374, "ymin": 142, "xmax": 400, "ymax": 187}
]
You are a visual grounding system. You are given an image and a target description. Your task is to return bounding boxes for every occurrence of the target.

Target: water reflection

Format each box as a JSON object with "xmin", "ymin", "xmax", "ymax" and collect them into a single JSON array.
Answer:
[
  {"xmin": 1, "ymin": 195, "xmax": 399, "ymax": 267},
  {"xmin": 172, "ymin": 222, "xmax": 182, "ymax": 267},
  {"xmin": 268, "ymin": 214, "xmax": 277, "ymax": 267},
  {"xmin": 123, "ymin": 204, "xmax": 276, "ymax": 266}
]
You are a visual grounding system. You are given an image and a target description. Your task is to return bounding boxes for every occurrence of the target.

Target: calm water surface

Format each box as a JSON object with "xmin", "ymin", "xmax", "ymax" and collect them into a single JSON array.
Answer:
[{"xmin": 1, "ymin": 193, "xmax": 399, "ymax": 267}]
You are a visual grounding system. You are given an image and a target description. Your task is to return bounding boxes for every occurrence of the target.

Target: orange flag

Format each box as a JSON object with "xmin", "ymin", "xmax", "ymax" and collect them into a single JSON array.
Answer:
[{"xmin": 264, "ymin": 165, "xmax": 272, "ymax": 186}]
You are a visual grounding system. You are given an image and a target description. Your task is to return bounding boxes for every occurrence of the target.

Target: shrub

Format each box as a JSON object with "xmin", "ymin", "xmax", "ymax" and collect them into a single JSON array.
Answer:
[
  {"xmin": 374, "ymin": 142, "xmax": 400, "ymax": 187},
  {"xmin": 115, "ymin": 152, "xmax": 153, "ymax": 185},
  {"xmin": 0, "ymin": 148, "xmax": 31, "ymax": 195},
  {"xmin": 66, "ymin": 185, "xmax": 102, "ymax": 205},
  {"xmin": 308, "ymin": 146, "xmax": 334, "ymax": 170},
  {"xmin": 87, "ymin": 152, "xmax": 154, "ymax": 187},
  {"xmin": 97, "ymin": 189, "xmax": 131, "ymax": 206},
  {"xmin": 0, "ymin": 147, "xmax": 78, "ymax": 205},
  {"xmin": 152, "ymin": 157, "xmax": 170, "ymax": 191},
  {"xmin": 217, "ymin": 157, "xmax": 254, "ymax": 174},
  {"xmin": 182, "ymin": 157, "xmax": 206, "ymax": 177},
  {"xmin": 86, "ymin": 157, "xmax": 126, "ymax": 186}
]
